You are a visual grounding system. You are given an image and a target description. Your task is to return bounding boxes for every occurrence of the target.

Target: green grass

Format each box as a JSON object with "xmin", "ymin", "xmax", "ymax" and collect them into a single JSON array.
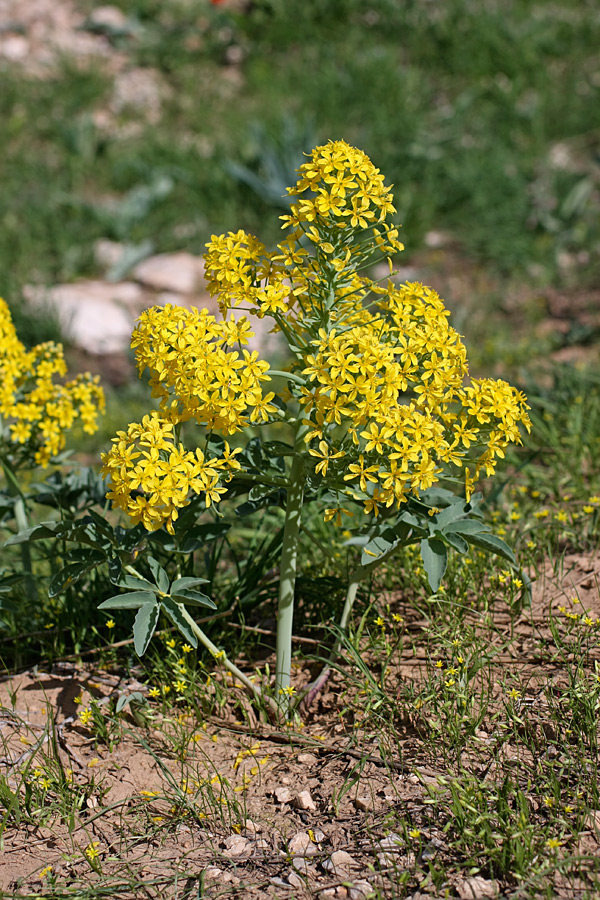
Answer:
[{"xmin": 2, "ymin": 0, "xmax": 600, "ymax": 328}]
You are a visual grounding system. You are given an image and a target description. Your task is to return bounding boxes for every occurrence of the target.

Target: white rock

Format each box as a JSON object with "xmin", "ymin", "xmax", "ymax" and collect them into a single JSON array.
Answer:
[
  {"xmin": 132, "ymin": 251, "xmax": 205, "ymax": 294},
  {"xmin": 293, "ymin": 790, "xmax": 317, "ymax": 811},
  {"xmin": 222, "ymin": 834, "xmax": 250, "ymax": 856},
  {"xmin": 94, "ymin": 239, "xmax": 126, "ymax": 270},
  {"xmin": 456, "ymin": 876, "xmax": 498, "ymax": 899},
  {"xmin": 0, "ymin": 35, "xmax": 29, "ymax": 61},
  {"xmin": 88, "ymin": 5, "xmax": 128, "ymax": 29},
  {"xmin": 318, "ymin": 891, "xmax": 337, "ymax": 900},
  {"xmin": 322, "ymin": 850, "xmax": 358, "ymax": 876},
  {"xmin": 298, "ymin": 752, "xmax": 318, "ymax": 764},
  {"xmin": 288, "ymin": 831, "xmax": 318, "ymax": 857},
  {"xmin": 348, "ymin": 881, "xmax": 372, "ymax": 900},
  {"xmin": 274, "ymin": 786, "xmax": 293, "ymax": 804},
  {"xmin": 23, "ymin": 280, "xmax": 144, "ymax": 355},
  {"xmin": 288, "ymin": 872, "xmax": 304, "ymax": 889}
]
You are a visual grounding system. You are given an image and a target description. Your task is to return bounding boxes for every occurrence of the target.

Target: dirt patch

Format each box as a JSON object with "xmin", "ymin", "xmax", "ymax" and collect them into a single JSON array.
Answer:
[{"xmin": 1, "ymin": 550, "xmax": 600, "ymax": 897}]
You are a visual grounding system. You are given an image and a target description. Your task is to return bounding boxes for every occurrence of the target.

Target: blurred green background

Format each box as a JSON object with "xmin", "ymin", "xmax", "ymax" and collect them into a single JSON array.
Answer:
[{"xmin": 2, "ymin": 0, "xmax": 599, "ymax": 366}]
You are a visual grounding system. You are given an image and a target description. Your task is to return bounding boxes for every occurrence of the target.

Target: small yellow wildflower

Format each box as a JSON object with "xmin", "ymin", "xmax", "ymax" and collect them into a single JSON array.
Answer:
[
  {"xmin": 106, "ymin": 619, "xmax": 115, "ymax": 629},
  {"xmin": 84, "ymin": 842, "xmax": 101, "ymax": 860},
  {"xmin": 79, "ymin": 708, "xmax": 93, "ymax": 726}
]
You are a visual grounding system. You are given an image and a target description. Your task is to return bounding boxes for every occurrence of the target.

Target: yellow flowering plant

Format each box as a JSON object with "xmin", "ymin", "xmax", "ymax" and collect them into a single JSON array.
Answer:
[
  {"xmin": 0, "ymin": 297, "xmax": 105, "ymax": 601},
  {"xmin": 99, "ymin": 141, "xmax": 530, "ymax": 715}
]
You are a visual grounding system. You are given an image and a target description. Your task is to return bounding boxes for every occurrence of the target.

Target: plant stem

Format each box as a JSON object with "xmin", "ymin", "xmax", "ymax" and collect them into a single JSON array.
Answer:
[
  {"xmin": 13, "ymin": 488, "xmax": 38, "ymax": 603},
  {"xmin": 178, "ymin": 604, "xmax": 279, "ymax": 717},
  {"xmin": 275, "ymin": 422, "xmax": 308, "ymax": 714},
  {"xmin": 298, "ymin": 541, "xmax": 416, "ymax": 714}
]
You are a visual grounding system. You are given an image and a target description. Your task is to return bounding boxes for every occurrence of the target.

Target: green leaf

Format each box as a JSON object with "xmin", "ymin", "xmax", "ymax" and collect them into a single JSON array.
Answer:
[
  {"xmin": 361, "ymin": 533, "xmax": 395, "ymax": 566},
  {"xmin": 465, "ymin": 532, "xmax": 516, "ymax": 565},
  {"xmin": 48, "ymin": 563, "xmax": 94, "ymax": 598},
  {"xmin": 5, "ymin": 521, "xmax": 65, "ymax": 546},
  {"xmin": 420, "ymin": 538, "xmax": 448, "ymax": 592},
  {"xmin": 161, "ymin": 597, "xmax": 198, "ymax": 648},
  {"xmin": 170, "ymin": 576, "xmax": 209, "ymax": 593},
  {"xmin": 117, "ymin": 572, "xmax": 157, "ymax": 592},
  {"xmin": 98, "ymin": 590, "xmax": 156, "ymax": 610},
  {"xmin": 133, "ymin": 602, "xmax": 159, "ymax": 656},
  {"xmin": 62, "ymin": 548, "xmax": 105, "ymax": 565},
  {"xmin": 170, "ymin": 588, "xmax": 216, "ymax": 609},
  {"xmin": 148, "ymin": 557, "xmax": 170, "ymax": 593},
  {"xmin": 443, "ymin": 532, "xmax": 469, "ymax": 554},
  {"xmin": 443, "ymin": 520, "xmax": 491, "ymax": 535}
]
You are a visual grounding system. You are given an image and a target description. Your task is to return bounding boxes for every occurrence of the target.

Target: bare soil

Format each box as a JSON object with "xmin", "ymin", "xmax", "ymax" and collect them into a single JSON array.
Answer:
[{"xmin": 1, "ymin": 551, "xmax": 600, "ymax": 898}]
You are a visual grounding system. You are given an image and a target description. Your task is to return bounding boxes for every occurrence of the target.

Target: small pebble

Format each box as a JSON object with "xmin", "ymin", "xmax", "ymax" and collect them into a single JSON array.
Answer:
[
  {"xmin": 222, "ymin": 834, "xmax": 250, "ymax": 857},
  {"xmin": 348, "ymin": 881, "xmax": 372, "ymax": 900},
  {"xmin": 288, "ymin": 872, "xmax": 304, "ymax": 889},
  {"xmin": 293, "ymin": 789, "xmax": 317, "ymax": 811},
  {"xmin": 275, "ymin": 786, "xmax": 293, "ymax": 804},
  {"xmin": 288, "ymin": 831, "xmax": 318, "ymax": 857},
  {"xmin": 322, "ymin": 849, "xmax": 358, "ymax": 876}
]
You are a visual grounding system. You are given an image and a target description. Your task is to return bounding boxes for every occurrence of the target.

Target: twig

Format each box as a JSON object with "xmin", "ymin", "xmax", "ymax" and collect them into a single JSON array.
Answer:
[{"xmin": 204, "ymin": 715, "xmax": 438, "ymax": 777}]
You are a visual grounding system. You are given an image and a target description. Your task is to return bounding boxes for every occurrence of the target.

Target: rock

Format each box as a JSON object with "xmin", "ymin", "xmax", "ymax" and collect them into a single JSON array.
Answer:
[
  {"xmin": 287, "ymin": 872, "xmax": 304, "ymax": 889},
  {"xmin": 288, "ymin": 831, "xmax": 318, "ymax": 857},
  {"xmin": 274, "ymin": 786, "xmax": 293, "ymax": 804},
  {"xmin": 293, "ymin": 790, "xmax": 317, "ymax": 811},
  {"xmin": 456, "ymin": 876, "xmax": 498, "ymax": 899},
  {"xmin": 292, "ymin": 857, "xmax": 315, "ymax": 874},
  {"xmin": 0, "ymin": 35, "xmax": 29, "ymax": 61},
  {"xmin": 318, "ymin": 890, "xmax": 337, "ymax": 900},
  {"xmin": 203, "ymin": 866, "xmax": 238, "ymax": 884},
  {"xmin": 23, "ymin": 280, "xmax": 144, "ymax": 354},
  {"xmin": 132, "ymin": 251, "xmax": 205, "ymax": 294},
  {"xmin": 111, "ymin": 67, "xmax": 168, "ymax": 122},
  {"xmin": 269, "ymin": 876, "xmax": 291, "ymax": 888},
  {"xmin": 88, "ymin": 5, "xmax": 128, "ymax": 30},
  {"xmin": 348, "ymin": 881, "xmax": 372, "ymax": 900},
  {"xmin": 222, "ymin": 834, "xmax": 250, "ymax": 857},
  {"xmin": 243, "ymin": 818, "xmax": 260, "ymax": 834},
  {"xmin": 298, "ymin": 752, "xmax": 318, "ymax": 764},
  {"xmin": 355, "ymin": 795, "xmax": 375, "ymax": 812},
  {"xmin": 322, "ymin": 850, "xmax": 359, "ymax": 877},
  {"xmin": 311, "ymin": 828, "xmax": 326, "ymax": 843},
  {"xmin": 94, "ymin": 239, "xmax": 126, "ymax": 270}
]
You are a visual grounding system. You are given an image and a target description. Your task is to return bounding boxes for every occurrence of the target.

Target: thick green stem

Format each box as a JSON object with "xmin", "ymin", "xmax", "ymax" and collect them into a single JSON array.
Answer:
[
  {"xmin": 275, "ymin": 423, "xmax": 308, "ymax": 713},
  {"xmin": 13, "ymin": 489, "xmax": 38, "ymax": 603}
]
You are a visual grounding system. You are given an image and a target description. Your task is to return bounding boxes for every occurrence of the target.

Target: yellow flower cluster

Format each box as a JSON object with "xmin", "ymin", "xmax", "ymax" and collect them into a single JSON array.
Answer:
[
  {"xmin": 300, "ymin": 281, "xmax": 530, "ymax": 512},
  {"xmin": 131, "ymin": 304, "xmax": 275, "ymax": 433},
  {"xmin": 0, "ymin": 298, "xmax": 104, "ymax": 467},
  {"xmin": 104, "ymin": 139, "xmax": 531, "ymax": 531},
  {"xmin": 101, "ymin": 412, "xmax": 242, "ymax": 533}
]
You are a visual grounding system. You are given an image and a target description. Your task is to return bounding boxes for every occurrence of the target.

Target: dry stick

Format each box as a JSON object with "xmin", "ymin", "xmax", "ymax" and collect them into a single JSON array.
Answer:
[{"xmin": 204, "ymin": 714, "xmax": 438, "ymax": 778}]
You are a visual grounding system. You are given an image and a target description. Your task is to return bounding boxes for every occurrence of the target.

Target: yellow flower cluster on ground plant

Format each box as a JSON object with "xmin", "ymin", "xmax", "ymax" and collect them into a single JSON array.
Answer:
[
  {"xmin": 0, "ymin": 298, "xmax": 105, "ymax": 467},
  {"xmin": 101, "ymin": 140, "xmax": 530, "ymax": 710}
]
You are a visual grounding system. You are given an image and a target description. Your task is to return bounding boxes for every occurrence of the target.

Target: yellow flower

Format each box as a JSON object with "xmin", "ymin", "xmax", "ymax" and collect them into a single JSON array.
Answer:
[
  {"xmin": 106, "ymin": 619, "xmax": 115, "ymax": 629},
  {"xmin": 84, "ymin": 842, "xmax": 101, "ymax": 860}
]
